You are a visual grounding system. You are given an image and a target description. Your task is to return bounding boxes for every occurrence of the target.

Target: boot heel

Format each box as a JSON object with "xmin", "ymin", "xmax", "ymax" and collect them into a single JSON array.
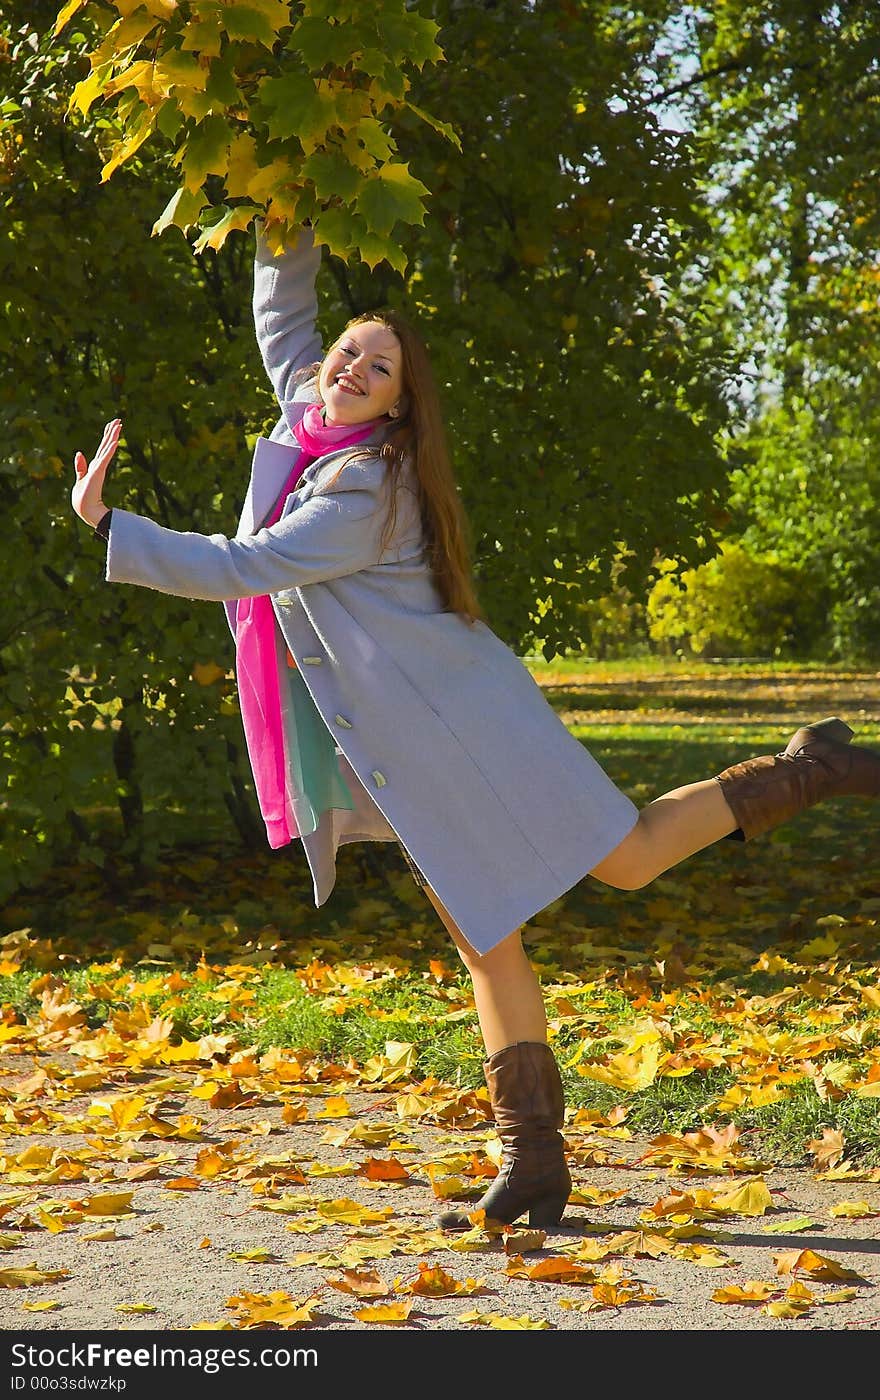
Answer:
[
  {"xmin": 528, "ymin": 1192, "xmax": 569, "ymax": 1228},
  {"xmin": 806, "ymin": 717, "xmax": 854, "ymax": 745}
]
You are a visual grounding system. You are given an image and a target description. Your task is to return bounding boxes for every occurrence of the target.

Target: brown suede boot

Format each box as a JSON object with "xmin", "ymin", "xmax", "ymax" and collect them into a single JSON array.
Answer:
[
  {"xmin": 438, "ymin": 1041, "xmax": 572, "ymax": 1231},
  {"xmin": 716, "ymin": 716, "xmax": 880, "ymax": 841}
]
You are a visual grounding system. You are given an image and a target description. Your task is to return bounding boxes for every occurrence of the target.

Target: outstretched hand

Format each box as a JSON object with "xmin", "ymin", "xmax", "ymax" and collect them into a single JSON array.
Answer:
[{"xmin": 71, "ymin": 418, "xmax": 122, "ymax": 527}]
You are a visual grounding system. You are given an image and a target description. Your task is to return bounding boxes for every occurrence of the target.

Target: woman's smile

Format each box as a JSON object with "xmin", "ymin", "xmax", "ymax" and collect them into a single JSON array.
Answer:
[{"xmin": 334, "ymin": 373, "xmax": 367, "ymax": 396}]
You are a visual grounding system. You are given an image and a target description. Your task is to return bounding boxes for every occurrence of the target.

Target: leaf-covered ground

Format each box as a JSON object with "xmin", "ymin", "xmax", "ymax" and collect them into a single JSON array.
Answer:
[{"xmin": 2, "ymin": 661, "xmax": 880, "ymax": 1330}]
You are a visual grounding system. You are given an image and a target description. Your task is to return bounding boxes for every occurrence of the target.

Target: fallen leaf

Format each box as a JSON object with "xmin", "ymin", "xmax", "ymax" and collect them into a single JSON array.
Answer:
[
  {"xmin": 502, "ymin": 1228, "xmax": 546, "ymax": 1254},
  {"xmin": 398, "ymin": 1262, "xmax": 483, "ymax": 1297},
  {"xmin": 352, "ymin": 1299, "xmax": 414, "ymax": 1324},
  {"xmin": 315, "ymin": 1199, "xmax": 393, "ymax": 1227},
  {"xmin": 0, "ymin": 1264, "xmax": 71, "ymax": 1288},
  {"xmin": 326, "ymin": 1268, "xmax": 390, "ymax": 1299},
  {"xmin": 774, "ymin": 1248, "xmax": 866, "ymax": 1282},
  {"xmin": 761, "ymin": 1217, "xmax": 818, "ymax": 1234},
  {"xmin": 458, "ymin": 1310, "xmax": 553, "ymax": 1329},
  {"xmin": 807, "ymin": 1127, "xmax": 846, "ymax": 1172},
  {"xmin": 713, "ymin": 1282, "xmax": 777, "ymax": 1304}
]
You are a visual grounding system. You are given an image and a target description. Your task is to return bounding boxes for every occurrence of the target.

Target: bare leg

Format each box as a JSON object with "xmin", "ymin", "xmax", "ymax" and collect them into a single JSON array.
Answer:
[
  {"xmin": 591, "ymin": 778, "xmax": 737, "ymax": 890},
  {"xmin": 421, "ymin": 883, "xmax": 546, "ymax": 1056}
]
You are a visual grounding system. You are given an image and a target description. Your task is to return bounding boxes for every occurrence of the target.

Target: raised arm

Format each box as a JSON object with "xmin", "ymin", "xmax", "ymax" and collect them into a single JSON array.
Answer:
[{"xmin": 253, "ymin": 224, "xmax": 323, "ymax": 415}]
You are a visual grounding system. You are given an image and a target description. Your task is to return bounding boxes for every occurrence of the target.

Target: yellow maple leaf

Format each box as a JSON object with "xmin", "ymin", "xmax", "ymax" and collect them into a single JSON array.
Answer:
[
  {"xmin": 807, "ymin": 1126, "xmax": 846, "ymax": 1172},
  {"xmin": 774, "ymin": 1248, "xmax": 866, "ymax": 1282},
  {"xmin": 353, "ymin": 1299, "xmax": 414, "ymax": 1324},
  {"xmin": 505, "ymin": 1254, "xmax": 597, "ymax": 1285},
  {"xmin": 326, "ymin": 1268, "xmax": 390, "ymax": 1299},
  {"xmin": 713, "ymin": 1281, "xmax": 777, "ymax": 1304},
  {"xmin": 315, "ymin": 1198, "xmax": 393, "ymax": 1227},
  {"xmin": 226, "ymin": 1290, "xmax": 321, "ymax": 1328},
  {"xmin": 77, "ymin": 1192, "xmax": 135, "ymax": 1217},
  {"xmin": 399, "ymin": 1262, "xmax": 479, "ymax": 1297},
  {"xmin": 711, "ymin": 1177, "xmax": 773, "ymax": 1217},
  {"xmin": 458, "ymin": 1310, "xmax": 553, "ymax": 1329},
  {"xmin": 502, "ymin": 1228, "xmax": 547, "ymax": 1255},
  {"xmin": 316, "ymin": 1095, "xmax": 351, "ymax": 1119},
  {"xmin": 828, "ymin": 1200, "xmax": 878, "ymax": 1218},
  {"xmin": 579, "ymin": 1039, "xmax": 660, "ymax": 1091},
  {"xmin": 0, "ymin": 1264, "xmax": 71, "ymax": 1289}
]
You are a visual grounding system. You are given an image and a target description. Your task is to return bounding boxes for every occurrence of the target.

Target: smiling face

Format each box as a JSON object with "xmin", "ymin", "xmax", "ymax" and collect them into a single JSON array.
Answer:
[{"xmin": 318, "ymin": 320, "xmax": 404, "ymax": 426}]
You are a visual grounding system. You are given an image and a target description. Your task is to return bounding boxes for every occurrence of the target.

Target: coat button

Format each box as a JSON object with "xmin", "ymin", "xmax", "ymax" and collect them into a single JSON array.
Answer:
[
  {"xmin": 371, "ymin": 770, "xmax": 386, "ymax": 788},
  {"xmin": 302, "ymin": 656, "xmax": 322, "ymax": 665},
  {"xmin": 335, "ymin": 714, "xmax": 352, "ymax": 729}
]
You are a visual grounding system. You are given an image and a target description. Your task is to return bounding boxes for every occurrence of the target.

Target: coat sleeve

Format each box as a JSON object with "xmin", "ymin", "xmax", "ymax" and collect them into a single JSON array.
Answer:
[
  {"xmin": 105, "ymin": 465, "xmax": 388, "ymax": 602},
  {"xmin": 253, "ymin": 225, "xmax": 323, "ymax": 413}
]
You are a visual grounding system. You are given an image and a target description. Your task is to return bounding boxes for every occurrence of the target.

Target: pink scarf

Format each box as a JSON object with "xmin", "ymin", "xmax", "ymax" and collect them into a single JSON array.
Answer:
[{"xmin": 234, "ymin": 405, "xmax": 381, "ymax": 847}]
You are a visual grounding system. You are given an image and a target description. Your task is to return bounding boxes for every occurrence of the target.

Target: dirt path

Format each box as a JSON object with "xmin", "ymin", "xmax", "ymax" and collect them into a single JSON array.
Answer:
[{"xmin": 3, "ymin": 1071, "xmax": 879, "ymax": 1336}]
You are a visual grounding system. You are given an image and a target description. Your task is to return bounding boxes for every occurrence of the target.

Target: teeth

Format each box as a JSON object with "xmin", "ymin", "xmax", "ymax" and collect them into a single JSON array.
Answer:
[{"xmin": 336, "ymin": 375, "xmax": 365, "ymax": 395}]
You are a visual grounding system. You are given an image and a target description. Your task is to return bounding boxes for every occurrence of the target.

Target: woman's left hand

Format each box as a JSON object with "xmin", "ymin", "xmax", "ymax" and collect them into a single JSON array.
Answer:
[{"xmin": 71, "ymin": 418, "xmax": 122, "ymax": 527}]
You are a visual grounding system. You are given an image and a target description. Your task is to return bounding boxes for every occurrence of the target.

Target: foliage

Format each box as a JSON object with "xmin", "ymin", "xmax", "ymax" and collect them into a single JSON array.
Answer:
[
  {"xmin": 668, "ymin": 1, "xmax": 880, "ymax": 659},
  {"xmin": 729, "ymin": 400, "xmax": 880, "ymax": 661},
  {"xmin": 645, "ymin": 541, "xmax": 820, "ymax": 659},
  {"xmin": 52, "ymin": 0, "xmax": 449, "ymax": 271}
]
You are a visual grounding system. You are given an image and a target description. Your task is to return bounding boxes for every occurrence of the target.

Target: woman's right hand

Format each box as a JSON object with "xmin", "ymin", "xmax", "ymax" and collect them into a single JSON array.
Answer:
[{"xmin": 71, "ymin": 418, "xmax": 122, "ymax": 527}]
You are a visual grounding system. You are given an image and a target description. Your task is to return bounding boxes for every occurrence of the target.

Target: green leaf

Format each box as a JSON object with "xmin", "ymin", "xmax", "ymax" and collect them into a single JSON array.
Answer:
[
  {"xmin": 356, "ymin": 230, "xmax": 407, "ymax": 276},
  {"xmin": 255, "ymin": 72, "xmax": 320, "ymax": 143},
  {"xmin": 405, "ymin": 101, "xmax": 461, "ymax": 152},
  {"xmin": 156, "ymin": 97, "xmax": 184, "ymax": 140},
  {"xmin": 301, "ymin": 0, "xmax": 359, "ymax": 18},
  {"xmin": 177, "ymin": 115, "xmax": 234, "ymax": 192},
  {"xmin": 180, "ymin": 21, "xmax": 225, "ymax": 58},
  {"xmin": 310, "ymin": 204, "xmax": 364, "ymax": 261},
  {"xmin": 205, "ymin": 54, "xmax": 243, "ymax": 109},
  {"xmin": 349, "ymin": 118, "xmax": 395, "ymax": 164},
  {"xmin": 156, "ymin": 49, "xmax": 208, "ymax": 94},
  {"xmin": 301, "ymin": 148, "xmax": 362, "ymax": 203},
  {"xmin": 152, "ymin": 184, "xmax": 206, "ymax": 237},
  {"xmin": 374, "ymin": 13, "xmax": 442, "ymax": 69},
  {"xmin": 221, "ymin": 3, "xmax": 292, "ymax": 49},
  {"xmin": 355, "ymin": 161, "xmax": 429, "ymax": 238},
  {"xmin": 289, "ymin": 16, "xmax": 377, "ymax": 70}
]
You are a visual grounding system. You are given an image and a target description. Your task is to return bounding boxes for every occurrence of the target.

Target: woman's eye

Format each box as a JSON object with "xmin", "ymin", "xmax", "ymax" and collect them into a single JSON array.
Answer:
[{"xmin": 375, "ymin": 364, "xmax": 390, "ymax": 376}]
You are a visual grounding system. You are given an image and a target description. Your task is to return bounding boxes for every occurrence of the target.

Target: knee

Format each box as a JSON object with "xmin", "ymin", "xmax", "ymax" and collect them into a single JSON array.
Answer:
[
  {"xmin": 591, "ymin": 861, "xmax": 653, "ymax": 892},
  {"xmin": 453, "ymin": 928, "xmax": 525, "ymax": 977},
  {"xmin": 590, "ymin": 820, "xmax": 653, "ymax": 890}
]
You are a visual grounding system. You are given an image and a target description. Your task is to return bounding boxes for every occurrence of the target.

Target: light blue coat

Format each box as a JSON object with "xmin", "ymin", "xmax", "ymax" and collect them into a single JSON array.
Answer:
[{"xmin": 104, "ymin": 228, "xmax": 638, "ymax": 953}]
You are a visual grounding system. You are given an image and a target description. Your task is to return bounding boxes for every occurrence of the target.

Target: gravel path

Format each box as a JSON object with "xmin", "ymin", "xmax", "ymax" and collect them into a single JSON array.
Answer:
[{"xmin": 3, "ymin": 1072, "xmax": 879, "ymax": 1336}]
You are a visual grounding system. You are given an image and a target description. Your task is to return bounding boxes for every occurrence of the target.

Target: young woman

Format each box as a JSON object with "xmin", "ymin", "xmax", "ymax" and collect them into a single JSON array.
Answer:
[{"xmin": 71, "ymin": 225, "xmax": 880, "ymax": 1232}]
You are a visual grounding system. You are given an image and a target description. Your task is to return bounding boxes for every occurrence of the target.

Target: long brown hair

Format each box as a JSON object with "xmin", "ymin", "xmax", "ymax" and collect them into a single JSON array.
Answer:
[{"xmin": 313, "ymin": 311, "xmax": 483, "ymax": 623}]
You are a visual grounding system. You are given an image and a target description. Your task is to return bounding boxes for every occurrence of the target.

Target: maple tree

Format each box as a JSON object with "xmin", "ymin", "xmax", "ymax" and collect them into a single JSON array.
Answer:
[{"xmin": 53, "ymin": 0, "xmax": 449, "ymax": 270}]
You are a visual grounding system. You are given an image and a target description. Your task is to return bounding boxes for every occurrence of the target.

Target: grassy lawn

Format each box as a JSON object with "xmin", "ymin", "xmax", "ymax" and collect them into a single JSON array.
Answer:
[{"xmin": 2, "ymin": 657, "xmax": 880, "ymax": 1166}]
